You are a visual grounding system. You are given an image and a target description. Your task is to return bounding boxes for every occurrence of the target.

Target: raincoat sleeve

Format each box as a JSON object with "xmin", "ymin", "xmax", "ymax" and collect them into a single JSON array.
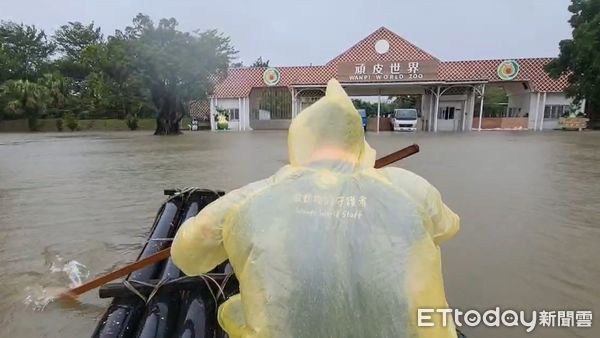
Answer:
[
  {"xmin": 382, "ymin": 167, "xmax": 459, "ymax": 244},
  {"xmin": 171, "ymin": 179, "xmax": 272, "ymax": 276}
]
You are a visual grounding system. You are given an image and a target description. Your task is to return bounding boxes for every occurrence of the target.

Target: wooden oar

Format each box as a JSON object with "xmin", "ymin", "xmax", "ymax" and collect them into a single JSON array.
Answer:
[
  {"xmin": 375, "ymin": 144, "xmax": 419, "ymax": 168},
  {"xmin": 59, "ymin": 143, "xmax": 420, "ymax": 300},
  {"xmin": 59, "ymin": 248, "xmax": 171, "ymax": 299}
]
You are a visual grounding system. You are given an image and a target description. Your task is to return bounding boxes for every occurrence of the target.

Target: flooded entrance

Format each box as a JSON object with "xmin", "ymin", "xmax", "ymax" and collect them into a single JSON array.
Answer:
[{"xmin": 0, "ymin": 130, "xmax": 598, "ymax": 338}]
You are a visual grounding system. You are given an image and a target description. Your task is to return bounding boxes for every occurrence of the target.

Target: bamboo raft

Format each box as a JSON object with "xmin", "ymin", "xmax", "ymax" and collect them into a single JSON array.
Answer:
[
  {"xmin": 91, "ymin": 178, "xmax": 466, "ymax": 337},
  {"xmin": 92, "ymin": 188, "xmax": 237, "ymax": 338}
]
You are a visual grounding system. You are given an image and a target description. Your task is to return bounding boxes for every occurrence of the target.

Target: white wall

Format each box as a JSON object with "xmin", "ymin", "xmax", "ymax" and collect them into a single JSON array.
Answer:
[
  {"xmin": 528, "ymin": 93, "xmax": 540, "ymax": 130},
  {"xmin": 544, "ymin": 92, "xmax": 572, "ymax": 106},
  {"xmin": 214, "ymin": 98, "xmax": 239, "ymax": 110},
  {"xmin": 440, "ymin": 94, "xmax": 468, "ymax": 102},
  {"xmin": 540, "ymin": 93, "xmax": 579, "ymax": 130},
  {"xmin": 507, "ymin": 93, "xmax": 532, "ymax": 117},
  {"xmin": 525, "ymin": 92, "xmax": 583, "ymax": 131},
  {"xmin": 422, "ymin": 93, "xmax": 433, "ymax": 131}
]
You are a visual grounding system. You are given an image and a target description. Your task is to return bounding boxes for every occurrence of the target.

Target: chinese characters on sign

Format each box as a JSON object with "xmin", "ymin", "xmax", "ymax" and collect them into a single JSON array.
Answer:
[
  {"xmin": 293, "ymin": 193, "xmax": 367, "ymax": 219},
  {"xmin": 337, "ymin": 60, "xmax": 439, "ymax": 82}
]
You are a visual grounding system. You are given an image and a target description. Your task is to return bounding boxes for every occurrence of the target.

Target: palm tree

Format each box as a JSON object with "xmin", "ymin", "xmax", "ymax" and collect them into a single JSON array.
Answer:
[
  {"xmin": 40, "ymin": 73, "xmax": 69, "ymax": 113},
  {"xmin": 1, "ymin": 79, "xmax": 48, "ymax": 131}
]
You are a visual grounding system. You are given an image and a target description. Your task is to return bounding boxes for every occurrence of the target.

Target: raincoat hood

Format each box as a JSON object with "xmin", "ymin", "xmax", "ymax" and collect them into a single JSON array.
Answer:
[{"xmin": 287, "ymin": 79, "xmax": 376, "ymax": 168}]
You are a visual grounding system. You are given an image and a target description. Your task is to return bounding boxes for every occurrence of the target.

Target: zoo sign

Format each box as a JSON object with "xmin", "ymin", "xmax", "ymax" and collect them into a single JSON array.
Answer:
[
  {"xmin": 337, "ymin": 60, "xmax": 439, "ymax": 82},
  {"xmin": 263, "ymin": 67, "xmax": 281, "ymax": 86},
  {"xmin": 497, "ymin": 60, "xmax": 520, "ymax": 80}
]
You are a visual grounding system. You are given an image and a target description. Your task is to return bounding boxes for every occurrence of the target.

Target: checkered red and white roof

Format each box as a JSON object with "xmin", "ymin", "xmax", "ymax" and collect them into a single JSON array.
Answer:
[{"xmin": 213, "ymin": 27, "xmax": 568, "ymax": 97}]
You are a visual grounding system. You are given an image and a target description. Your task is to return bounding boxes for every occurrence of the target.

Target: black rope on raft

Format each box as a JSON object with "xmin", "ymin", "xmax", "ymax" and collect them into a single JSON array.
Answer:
[
  {"xmin": 166, "ymin": 187, "xmax": 224, "ymax": 203},
  {"xmin": 121, "ymin": 188, "xmax": 231, "ymax": 304},
  {"xmin": 123, "ymin": 273, "xmax": 236, "ymax": 305}
]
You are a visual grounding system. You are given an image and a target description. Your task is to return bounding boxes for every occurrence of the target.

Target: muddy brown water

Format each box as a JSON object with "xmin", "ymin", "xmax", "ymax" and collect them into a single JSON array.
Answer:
[{"xmin": 0, "ymin": 130, "xmax": 598, "ymax": 338}]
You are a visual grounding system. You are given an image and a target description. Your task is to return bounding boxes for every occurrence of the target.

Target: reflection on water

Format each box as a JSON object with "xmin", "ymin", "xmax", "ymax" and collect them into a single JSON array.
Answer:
[{"xmin": 0, "ymin": 130, "xmax": 598, "ymax": 337}]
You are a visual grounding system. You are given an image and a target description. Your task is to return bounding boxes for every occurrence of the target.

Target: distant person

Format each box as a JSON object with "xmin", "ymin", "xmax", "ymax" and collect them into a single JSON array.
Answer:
[{"xmin": 172, "ymin": 79, "xmax": 460, "ymax": 338}]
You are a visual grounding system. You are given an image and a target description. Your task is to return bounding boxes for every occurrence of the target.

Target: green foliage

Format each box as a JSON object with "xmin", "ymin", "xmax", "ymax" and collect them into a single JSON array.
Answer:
[
  {"xmin": 389, "ymin": 96, "xmax": 417, "ymax": 109},
  {"xmin": 482, "ymin": 86, "xmax": 509, "ymax": 117},
  {"xmin": 53, "ymin": 22, "xmax": 103, "ymax": 59},
  {"xmin": 352, "ymin": 99, "xmax": 377, "ymax": 116},
  {"xmin": 126, "ymin": 114, "xmax": 139, "ymax": 130},
  {"xmin": 545, "ymin": 0, "xmax": 600, "ymax": 109},
  {"xmin": 53, "ymin": 22, "xmax": 103, "ymax": 82},
  {"xmin": 0, "ymin": 21, "xmax": 55, "ymax": 81},
  {"xmin": 64, "ymin": 112, "xmax": 78, "ymax": 131},
  {"xmin": 258, "ymin": 88, "xmax": 291, "ymax": 119},
  {"xmin": 0, "ymin": 79, "xmax": 48, "ymax": 130},
  {"xmin": 562, "ymin": 103, "xmax": 583, "ymax": 117},
  {"xmin": 40, "ymin": 73, "xmax": 69, "ymax": 114},
  {"xmin": 251, "ymin": 56, "xmax": 270, "ymax": 67},
  {"xmin": 0, "ymin": 14, "xmax": 237, "ymax": 134},
  {"xmin": 55, "ymin": 118, "xmax": 63, "ymax": 131},
  {"xmin": 120, "ymin": 14, "xmax": 237, "ymax": 134}
]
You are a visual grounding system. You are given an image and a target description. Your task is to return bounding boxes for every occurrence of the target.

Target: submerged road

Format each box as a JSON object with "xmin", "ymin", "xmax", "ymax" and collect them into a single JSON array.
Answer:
[{"xmin": 0, "ymin": 130, "xmax": 598, "ymax": 338}]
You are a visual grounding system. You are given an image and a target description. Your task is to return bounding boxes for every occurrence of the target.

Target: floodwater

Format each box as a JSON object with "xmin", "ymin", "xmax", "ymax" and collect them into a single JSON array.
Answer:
[{"xmin": 0, "ymin": 130, "xmax": 598, "ymax": 338}]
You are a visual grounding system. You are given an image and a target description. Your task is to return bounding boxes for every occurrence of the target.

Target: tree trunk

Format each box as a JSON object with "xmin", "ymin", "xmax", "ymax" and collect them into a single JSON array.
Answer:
[
  {"xmin": 587, "ymin": 99, "xmax": 600, "ymax": 129},
  {"xmin": 152, "ymin": 86, "xmax": 182, "ymax": 135},
  {"xmin": 154, "ymin": 110, "xmax": 181, "ymax": 135}
]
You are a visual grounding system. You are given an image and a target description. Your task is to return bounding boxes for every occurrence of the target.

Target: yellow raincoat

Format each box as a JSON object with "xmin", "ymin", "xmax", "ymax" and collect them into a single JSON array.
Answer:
[{"xmin": 172, "ymin": 79, "xmax": 460, "ymax": 338}]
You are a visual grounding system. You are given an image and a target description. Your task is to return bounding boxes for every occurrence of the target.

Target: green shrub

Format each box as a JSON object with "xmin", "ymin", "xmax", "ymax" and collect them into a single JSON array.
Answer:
[
  {"xmin": 84, "ymin": 120, "xmax": 95, "ymax": 130},
  {"xmin": 55, "ymin": 118, "xmax": 64, "ymax": 131},
  {"xmin": 126, "ymin": 114, "xmax": 139, "ymax": 130},
  {"xmin": 27, "ymin": 117, "xmax": 40, "ymax": 131},
  {"xmin": 64, "ymin": 113, "xmax": 79, "ymax": 131}
]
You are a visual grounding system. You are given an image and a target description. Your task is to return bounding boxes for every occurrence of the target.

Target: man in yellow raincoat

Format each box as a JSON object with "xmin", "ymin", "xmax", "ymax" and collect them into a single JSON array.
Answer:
[{"xmin": 172, "ymin": 79, "xmax": 460, "ymax": 338}]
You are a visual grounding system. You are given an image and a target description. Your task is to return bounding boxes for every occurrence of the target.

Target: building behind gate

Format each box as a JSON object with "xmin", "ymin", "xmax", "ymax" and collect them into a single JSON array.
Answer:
[{"xmin": 208, "ymin": 27, "xmax": 578, "ymax": 132}]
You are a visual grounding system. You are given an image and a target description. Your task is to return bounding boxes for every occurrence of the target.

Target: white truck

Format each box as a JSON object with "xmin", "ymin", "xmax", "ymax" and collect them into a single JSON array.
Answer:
[{"xmin": 392, "ymin": 109, "xmax": 418, "ymax": 132}]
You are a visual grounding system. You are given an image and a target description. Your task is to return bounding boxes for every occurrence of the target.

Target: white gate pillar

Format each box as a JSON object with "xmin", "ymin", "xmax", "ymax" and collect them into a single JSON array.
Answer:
[
  {"xmin": 433, "ymin": 86, "xmax": 441, "ymax": 132},
  {"xmin": 478, "ymin": 84, "xmax": 486, "ymax": 131}
]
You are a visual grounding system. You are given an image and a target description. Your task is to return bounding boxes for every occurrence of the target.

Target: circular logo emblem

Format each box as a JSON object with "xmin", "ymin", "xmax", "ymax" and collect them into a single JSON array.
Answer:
[
  {"xmin": 263, "ymin": 67, "xmax": 280, "ymax": 86},
  {"xmin": 374, "ymin": 39, "xmax": 390, "ymax": 54},
  {"xmin": 497, "ymin": 60, "xmax": 520, "ymax": 80}
]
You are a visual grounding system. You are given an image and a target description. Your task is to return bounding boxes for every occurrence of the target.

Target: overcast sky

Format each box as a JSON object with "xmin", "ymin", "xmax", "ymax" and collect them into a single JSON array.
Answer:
[{"xmin": 2, "ymin": 0, "xmax": 573, "ymax": 66}]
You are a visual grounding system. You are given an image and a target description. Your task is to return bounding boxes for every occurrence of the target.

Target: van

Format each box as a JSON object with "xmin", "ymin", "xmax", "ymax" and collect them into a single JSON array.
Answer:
[{"xmin": 392, "ymin": 109, "xmax": 418, "ymax": 132}]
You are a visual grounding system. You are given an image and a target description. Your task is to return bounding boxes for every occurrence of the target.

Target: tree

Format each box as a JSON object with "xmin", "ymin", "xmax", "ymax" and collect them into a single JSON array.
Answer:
[
  {"xmin": 123, "ymin": 14, "xmax": 236, "ymax": 135},
  {"xmin": 251, "ymin": 56, "xmax": 270, "ymax": 67},
  {"xmin": 40, "ymin": 73, "xmax": 69, "ymax": 115},
  {"xmin": 53, "ymin": 22, "xmax": 103, "ymax": 59},
  {"xmin": 0, "ymin": 15, "xmax": 238, "ymax": 133},
  {"xmin": 83, "ymin": 35, "xmax": 147, "ymax": 119},
  {"xmin": 78, "ymin": 71, "xmax": 112, "ymax": 117},
  {"xmin": 0, "ymin": 21, "xmax": 55, "ymax": 81},
  {"xmin": 52, "ymin": 22, "xmax": 103, "ymax": 81},
  {"xmin": 388, "ymin": 96, "xmax": 417, "ymax": 109},
  {"xmin": 545, "ymin": 0, "xmax": 600, "ymax": 126},
  {"xmin": 352, "ymin": 98, "xmax": 377, "ymax": 116},
  {"xmin": 481, "ymin": 86, "xmax": 508, "ymax": 117},
  {"xmin": 1, "ymin": 79, "xmax": 48, "ymax": 130}
]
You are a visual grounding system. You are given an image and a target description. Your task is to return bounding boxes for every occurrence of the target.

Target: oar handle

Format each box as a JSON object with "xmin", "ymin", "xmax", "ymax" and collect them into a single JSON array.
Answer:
[
  {"xmin": 61, "ymin": 248, "xmax": 171, "ymax": 298},
  {"xmin": 374, "ymin": 144, "xmax": 419, "ymax": 168}
]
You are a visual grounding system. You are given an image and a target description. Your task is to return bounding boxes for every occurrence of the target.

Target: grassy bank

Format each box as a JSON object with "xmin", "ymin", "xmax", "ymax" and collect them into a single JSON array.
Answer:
[{"xmin": 0, "ymin": 118, "xmax": 199, "ymax": 132}]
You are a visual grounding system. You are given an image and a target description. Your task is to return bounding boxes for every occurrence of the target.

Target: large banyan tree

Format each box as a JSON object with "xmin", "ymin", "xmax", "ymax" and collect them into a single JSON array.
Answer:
[{"xmin": 122, "ymin": 14, "xmax": 236, "ymax": 135}]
